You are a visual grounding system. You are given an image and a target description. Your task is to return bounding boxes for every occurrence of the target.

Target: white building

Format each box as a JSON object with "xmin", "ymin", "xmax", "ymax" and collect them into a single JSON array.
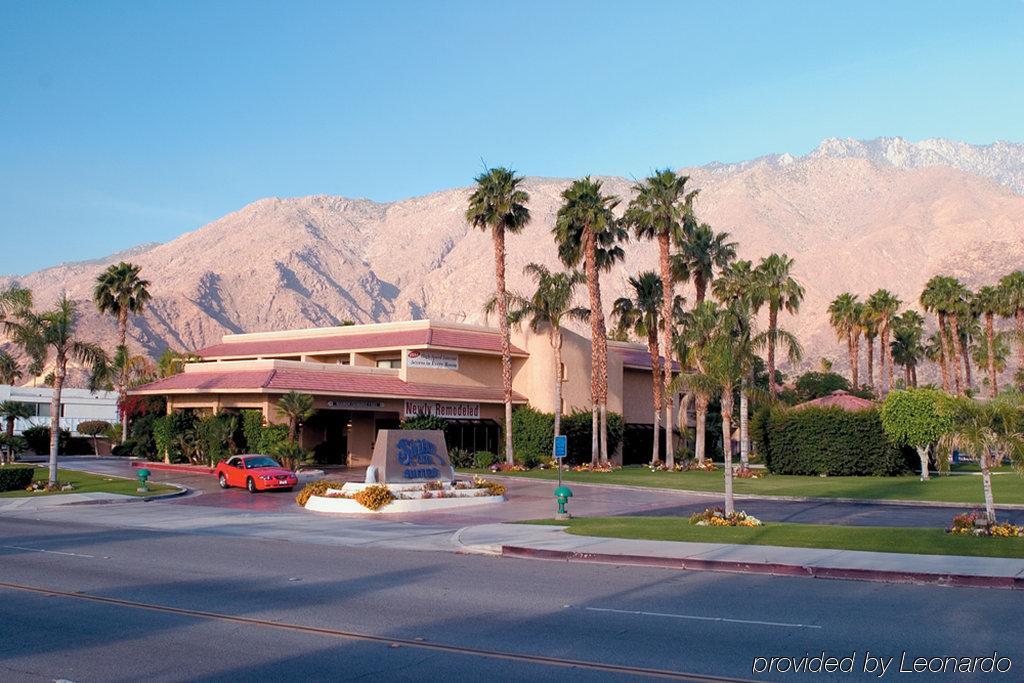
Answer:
[{"xmin": 0, "ymin": 385, "xmax": 119, "ymax": 435}]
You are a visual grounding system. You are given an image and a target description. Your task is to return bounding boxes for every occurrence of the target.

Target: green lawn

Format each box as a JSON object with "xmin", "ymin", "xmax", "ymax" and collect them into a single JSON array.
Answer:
[
  {"xmin": 0, "ymin": 466, "xmax": 177, "ymax": 498},
  {"xmin": 527, "ymin": 516, "xmax": 1024, "ymax": 559},
  {"xmin": 461, "ymin": 466, "xmax": 1024, "ymax": 504}
]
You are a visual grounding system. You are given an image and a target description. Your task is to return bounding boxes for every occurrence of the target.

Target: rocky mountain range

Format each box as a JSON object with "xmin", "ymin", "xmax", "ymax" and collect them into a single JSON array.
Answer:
[{"xmin": 4, "ymin": 137, "xmax": 1024, "ymax": 384}]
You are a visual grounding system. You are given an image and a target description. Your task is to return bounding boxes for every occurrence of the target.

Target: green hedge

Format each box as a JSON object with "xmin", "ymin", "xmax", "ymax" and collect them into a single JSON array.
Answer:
[
  {"xmin": 241, "ymin": 410, "xmax": 288, "ymax": 454},
  {"xmin": 511, "ymin": 406, "xmax": 554, "ymax": 462},
  {"xmin": 752, "ymin": 405, "xmax": 911, "ymax": 476},
  {"xmin": 0, "ymin": 465, "xmax": 34, "ymax": 492},
  {"xmin": 21, "ymin": 426, "xmax": 92, "ymax": 455}
]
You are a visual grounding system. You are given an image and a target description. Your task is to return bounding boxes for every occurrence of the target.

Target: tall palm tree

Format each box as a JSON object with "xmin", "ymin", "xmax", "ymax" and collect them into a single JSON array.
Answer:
[
  {"xmin": 553, "ymin": 178, "xmax": 626, "ymax": 465},
  {"xmin": 971, "ymin": 331, "xmax": 1009, "ymax": 396},
  {"xmin": 712, "ymin": 259, "xmax": 758, "ymax": 466},
  {"xmin": 0, "ymin": 400, "xmax": 33, "ymax": 464},
  {"xmin": 0, "ymin": 350, "xmax": 21, "ymax": 385},
  {"xmin": 861, "ymin": 306, "xmax": 878, "ymax": 393},
  {"xmin": 7, "ymin": 294, "xmax": 107, "ymax": 485},
  {"xmin": 679, "ymin": 301, "xmax": 721, "ymax": 464},
  {"xmin": 506, "ymin": 264, "xmax": 588, "ymax": 442},
  {"xmin": 866, "ymin": 289, "xmax": 901, "ymax": 396},
  {"xmin": 972, "ymin": 287, "xmax": 1005, "ymax": 398},
  {"xmin": 891, "ymin": 310, "xmax": 925, "ymax": 388},
  {"xmin": 276, "ymin": 391, "xmax": 316, "ymax": 445},
  {"xmin": 998, "ymin": 271, "xmax": 1024, "ymax": 390},
  {"xmin": 920, "ymin": 276, "xmax": 957, "ymax": 393},
  {"xmin": 624, "ymin": 169, "xmax": 697, "ymax": 463},
  {"xmin": 93, "ymin": 261, "xmax": 151, "ymax": 443},
  {"xmin": 466, "ymin": 168, "xmax": 531, "ymax": 465},
  {"xmin": 957, "ymin": 312, "xmax": 980, "ymax": 392},
  {"xmin": 671, "ymin": 223, "xmax": 736, "ymax": 305},
  {"xmin": 751, "ymin": 254, "xmax": 804, "ymax": 398},
  {"xmin": 828, "ymin": 293, "xmax": 861, "ymax": 387},
  {"xmin": 612, "ymin": 272, "xmax": 682, "ymax": 464}
]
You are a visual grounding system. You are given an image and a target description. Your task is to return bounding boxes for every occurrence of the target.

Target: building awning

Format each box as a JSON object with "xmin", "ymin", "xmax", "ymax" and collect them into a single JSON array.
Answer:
[{"xmin": 129, "ymin": 367, "xmax": 528, "ymax": 404}]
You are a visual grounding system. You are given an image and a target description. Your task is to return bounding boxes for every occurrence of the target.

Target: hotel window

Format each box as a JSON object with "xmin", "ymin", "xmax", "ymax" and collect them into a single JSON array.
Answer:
[
  {"xmin": 33, "ymin": 403, "xmax": 51, "ymax": 417},
  {"xmin": 376, "ymin": 358, "xmax": 401, "ymax": 369}
]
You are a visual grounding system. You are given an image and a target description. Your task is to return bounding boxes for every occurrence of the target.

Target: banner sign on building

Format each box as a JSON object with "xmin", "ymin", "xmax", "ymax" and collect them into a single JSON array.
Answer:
[
  {"xmin": 404, "ymin": 400, "xmax": 480, "ymax": 420},
  {"xmin": 406, "ymin": 350, "xmax": 459, "ymax": 370},
  {"xmin": 326, "ymin": 400, "xmax": 386, "ymax": 411}
]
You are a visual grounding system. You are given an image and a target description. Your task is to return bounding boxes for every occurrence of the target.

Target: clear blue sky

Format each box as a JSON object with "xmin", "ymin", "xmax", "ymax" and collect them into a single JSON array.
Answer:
[{"xmin": 2, "ymin": 0, "xmax": 1023, "ymax": 274}]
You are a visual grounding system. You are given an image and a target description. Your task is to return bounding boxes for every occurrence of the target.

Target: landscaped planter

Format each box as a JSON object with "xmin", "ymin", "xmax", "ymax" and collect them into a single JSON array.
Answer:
[{"xmin": 304, "ymin": 481, "xmax": 505, "ymax": 514}]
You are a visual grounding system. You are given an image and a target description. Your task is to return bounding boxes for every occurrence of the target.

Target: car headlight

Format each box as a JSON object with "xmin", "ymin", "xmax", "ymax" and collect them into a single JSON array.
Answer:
[{"xmin": 259, "ymin": 475, "xmax": 274, "ymax": 480}]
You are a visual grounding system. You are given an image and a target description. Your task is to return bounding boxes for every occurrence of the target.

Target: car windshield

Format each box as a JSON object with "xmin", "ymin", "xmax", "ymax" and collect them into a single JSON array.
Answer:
[{"xmin": 245, "ymin": 457, "xmax": 281, "ymax": 469}]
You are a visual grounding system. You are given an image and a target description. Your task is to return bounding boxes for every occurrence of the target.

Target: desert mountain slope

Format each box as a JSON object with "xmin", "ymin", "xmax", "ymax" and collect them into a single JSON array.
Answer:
[{"xmin": 4, "ymin": 139, "xmax": 1024, "ymax": 383}]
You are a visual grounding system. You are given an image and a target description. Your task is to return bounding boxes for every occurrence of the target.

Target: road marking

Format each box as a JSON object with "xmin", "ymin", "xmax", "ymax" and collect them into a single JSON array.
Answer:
[
  {"xmin": 0, "ymin": 580, "xmax": 754, "ymax": 682},
  {"xmin": 585, "ymin": 606, "xmax": 822, "ymax": 630},
  {"xmin": 1, "ymin": 545, "xmax": 95, "ymax": 558}
]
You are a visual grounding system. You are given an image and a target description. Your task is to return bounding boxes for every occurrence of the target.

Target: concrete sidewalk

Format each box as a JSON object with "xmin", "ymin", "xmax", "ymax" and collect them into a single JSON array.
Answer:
[{"xmin": 455, "ymin": 523, "xmax": 1024, "ymax": 589}]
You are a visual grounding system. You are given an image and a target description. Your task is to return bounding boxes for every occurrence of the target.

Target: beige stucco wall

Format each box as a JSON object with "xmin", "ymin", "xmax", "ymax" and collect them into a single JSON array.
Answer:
[
  {"xmin": 401, "ymin": 350, "xmax": 514, "ymax": 388},
  {"xmin": 512, "ymin": 327, "xmax": 594, "ymax": 415},
  {"xmin": 622, "ymin": 369, "xmax": 656, "ymax": 424}
]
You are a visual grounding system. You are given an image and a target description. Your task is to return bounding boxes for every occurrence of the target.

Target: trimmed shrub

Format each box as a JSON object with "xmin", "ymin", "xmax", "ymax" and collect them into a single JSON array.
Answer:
[
  {"xmin": 295, "ymin": 479, "xmax": 346, "ymax": 507},
  {"xmin": 0, "ymin": 465, "xmax": 34, "ymax": 491},
  {"xmin": 756, "ymin": 405, "xmax": 910, "ymax": 476},
  {"xmin": 21, "ymin": 426, "xmax": 71, "ymax": 455},
  {"xmin": 561, "ymin": 409, "xmax": 624, "ymax": 465},
  {"xmin": 511, "ymin": 406, "xmax": 554, "ymax": 462},
  {"xmin": 402, "ymin": 414, "xmax": 449, "ymax": 432},
  {"xmin": 239, "ymin": 409, "xmax": 289, "ymax": 455},
  {"xmin": 448, "ymin": 447, "xmax": 474, "ymax": 469},
  {"xmin": 473, "ymin": 450, "xmax": 498, "ymax": 468}
]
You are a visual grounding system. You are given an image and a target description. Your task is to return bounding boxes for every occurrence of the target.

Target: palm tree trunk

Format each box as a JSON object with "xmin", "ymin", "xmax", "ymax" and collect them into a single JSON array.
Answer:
[
  {"xmin": 916, "ymin": 446, "xmax": 930, "ymax": 481},
  {"xmin": 492, "ymin": 226, "xmax": 515, "ymax": 465},
  {"xmin": 1017, "ymin": 308, "xmax": 1024, "ymax": 390},
  {"xmin": 694, "ymin": 273, "xmax": 706, "ymax": 305},
  {"xmin": 648, "ymin": 331, "xmax": 661, "ymax": 464},
  {"xmin": 904, "ymin": 364, "xmax": 912, "ymax": 388},
  {"xmin": 911, "ymin": 364, "xmax": 918, "ymax": 388},
  {"xmin": 885, "ymin": 322, "xmax": 895, "ymax": 393},
  {"xmin": 721, "ymin": 388, "xmax": 735, "ymax": 516},
  {"xmin": 49, "ymin": 356, "xmax": 65, "ymax": 486},
  {"xmin": 584, "ymin": 223, "xmax": 602, "ymax": 465},
  {"xmin": 961, "ymin": 338, "xmax": 973, "ymax": 393},
  {"xmin": 678, "ymin": 392, "xmax": 691, "ymax": 459},
  {"xmin": 695, "ymin": 394, "xmax": 708, "ymax": 464},
  {"xmin": 739, "ymin": 377, "xmax": 750, "ymax": 468},
  {"xmin": 847, "ymin": 333, "xmax": 857, "ymax": 387},
  {"xmin": 118, "ymin": 310, "xmax": 129, "ymax": 444},
  {"xmin": 590, "ymin": 407, "xmax": 598, "ymax": 467},
  {"xmin": 981, "ymin": 448, "xmax": 996, "ymax": 524},
  {"xmin": 552, "ymin": 328, "xmax": 563, "ymax": 439},
  {"xmin": 3, "ymin": 416, "xmax": 13, "ymax": 465},
  {"xmin": 865, "ymin": 337, "xmax": 874, "ymax": 393},
  {"xmin": 767, "ymin": 304, "xmax": 778, "ymax": 398},
  {"xmin": 599, "ymin": 404, "xmax": 608, "ymax": 465},
  {"xmin": 658, "ymin": 234, "xmax": 674, "ymax": 467},
  {"xmin": 948, "ymin": 313, "xmax": 965, "ymax": 395},
  {"xmin": 851, "ymin": 334, "xmax": 860, "ymax": 388},
  {"xmin": 937, "ymin": 313, "xmax": 952, "ymax": 393},
  {"xmin": 986, "ymin": 312, "xmax": 997, "ymax": 398}
]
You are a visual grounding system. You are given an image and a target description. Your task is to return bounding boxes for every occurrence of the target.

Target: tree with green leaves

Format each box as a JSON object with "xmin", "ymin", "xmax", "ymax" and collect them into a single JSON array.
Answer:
[
  {"xmin": 506, "ymin": 263, "xmax": 588, "ymax": 443},
  {"xmin": 276, "ymin": 391, "xmax": 316, "ymax": 445},
  {"xmin": 0, "ymin": 350, "xmax": 21, "ymax": 385},
  {"xmin": 971, "ymin": 330, "xmax": 1009, "ymax": 396},
  {"xmin": 7, "ymin": 294, "xmax": 107, "ymax": 485},
  {"xmin": 612, "ymin": 271, "xmax": 682, "ymax": 463},
  {"xmin": 998, "ymin": 271, "xmax": 1024, "ymax": 390},
  {"xmin": 77, "ymin": 419, "xmax": 112, "ymax": 456},
  {"xmin": 679, "ymin": 301, "xmax": 721, "ymax": 464},
  {"xmin": 94, "ymin": 261, "xmax": 151, "ymax": 443},
  {"xmin": 466, "ymin": 167, "xmax": 531, "ymax": 465},
  {"xmin": 828, "ymin": 293, "xmax": 862, "ymax": 388},
  {"xmin": 623, "ymin": 169, "xmax": 697, "ymax": 463},
  {"xmin": 937, "ymin": 394, "xmax": 1024, "ymax": 523},
  {"xmin": 670, "ymin": 223, "xmax": 736, "ymax": 305},
  {"xmin": 866, "ymin": 289, "xmax": 901, "ymax": 396},
  {"xmin": 553, "ymin": 177, "xmax": 626, "ymax": 465},
  {"xmin": 880, "ymin": 388, "xmax": 954, "ymax": 481},
  {"xmin": 158, "ymin": 349, "xmax": 198, "ymax": 378},
  {"xmin": 0, "ymin": 400, "xmax": 33, "ymax": 464},
  {"xmin": 752, "ymin": 254, "xmax": 804, "ymax": 398},
  {"xmin": 891, "ymin": 310, "xmax": 925, "ymax": 388},
  {"xmin": 921, "ymin": 275, "xmax": 969, "ymax": 394}
]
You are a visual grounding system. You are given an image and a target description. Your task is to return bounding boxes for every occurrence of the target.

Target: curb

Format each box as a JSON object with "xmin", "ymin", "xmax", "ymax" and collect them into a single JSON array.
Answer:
[
  {"xmin": 480, "ymin": 474, "xmax": 1024, "ymax": 511},
  {"xmin": 131, "ymin": 461, "xmax": 214, "ymax": 475},
  {"xmin": 500, "ymin": 545, "xmax": 1024, "ymax": 590},
  {"xmin": 61, "ymin": 484, "xmax": 190, "ymax": 506}
]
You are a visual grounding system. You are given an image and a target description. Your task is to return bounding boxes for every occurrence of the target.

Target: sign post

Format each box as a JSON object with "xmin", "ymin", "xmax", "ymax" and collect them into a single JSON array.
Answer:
[
  {"xmin": 553, "ymin": 435, "xmax": 567, "ymax": 487},
  {"xmin": 553, "ymin": 435, "xmax": 571, "ymax": 519}
]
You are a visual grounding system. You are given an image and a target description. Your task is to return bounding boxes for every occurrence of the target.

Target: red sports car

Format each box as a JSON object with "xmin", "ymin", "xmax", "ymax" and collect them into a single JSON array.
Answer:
[{"xmin": 215, "ymin": 455, "xmax": 298, "ymax": 493}]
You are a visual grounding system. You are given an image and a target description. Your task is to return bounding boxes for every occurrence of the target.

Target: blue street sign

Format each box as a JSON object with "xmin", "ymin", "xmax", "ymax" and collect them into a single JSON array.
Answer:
[{"xmin": 554, "ymin": 435, "xmax": 567, "ymax": 458}]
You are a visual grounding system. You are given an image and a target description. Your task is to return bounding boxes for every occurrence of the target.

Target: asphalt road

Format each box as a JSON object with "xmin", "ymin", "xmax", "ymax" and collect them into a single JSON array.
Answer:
[{"xmin": 2, "ymin": 516, "xmax": 1022, "ymax": 682}]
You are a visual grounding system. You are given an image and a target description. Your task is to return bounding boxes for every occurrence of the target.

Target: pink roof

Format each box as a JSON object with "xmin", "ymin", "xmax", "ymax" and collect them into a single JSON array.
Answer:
[
  {"xmin": 130, "ymin": 367, "xmax": 527, "ymax": 403},
  {"xmin": 618, "ymin": 349, "xmax": 681, "ymax": 372},
  {"xmin": 195, "ymin": 327, "xmax": 526, "ymax": 359},
  {"xmin": 794, "ymin": 390, "xmax": 876, "ymax": 411}
]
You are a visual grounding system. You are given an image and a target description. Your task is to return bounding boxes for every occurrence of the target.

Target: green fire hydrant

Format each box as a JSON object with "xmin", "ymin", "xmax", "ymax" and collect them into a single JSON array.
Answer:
[
  {"xmin": 554, "ymin": 485, "xmax": 573, "ymax": 521},
  {"xmin": 136, "ymin": 468, "xmax": 151, "ymax": 493}
]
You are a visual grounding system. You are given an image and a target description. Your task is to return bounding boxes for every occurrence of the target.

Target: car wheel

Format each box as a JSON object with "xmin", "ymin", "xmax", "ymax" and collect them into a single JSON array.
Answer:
[
  {"xmin": 247, "ymin": 477, "xmax": 257, "ymax": 494},
  {"xmin": 218, "ymin": 473, "xmax": 229, "ymax": 489}
]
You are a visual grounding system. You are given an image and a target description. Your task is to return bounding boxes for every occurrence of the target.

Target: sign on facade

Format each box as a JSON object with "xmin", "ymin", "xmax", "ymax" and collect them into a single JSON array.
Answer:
[
  {"xmin": 404, "ymin": 400, "xmax": 480, "ymax": 420},
  {"xmin": 369, "ymin": 429, "xmax": 454, "ymax": 483},
  {"xmin": 406, "ymin": 350, "xmax": 459, "ymax": 370},
  {"xmin": 326, "ymin": 399, "xmax": 386, "ymax": 411}
]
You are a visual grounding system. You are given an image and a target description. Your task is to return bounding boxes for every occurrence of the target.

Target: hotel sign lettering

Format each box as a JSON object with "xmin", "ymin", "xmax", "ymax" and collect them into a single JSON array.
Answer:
[
  {"xmin": 325, "ymin": 400, "xmax": 385, "ymax": 411},
  {"xmin": 404, "ymin": 400, "xmax": 480, "ymax": 420},
  {"xmin": 369, "ymin": 430, "xmax": 454, "ymax": 483},
  {"xmin": 406, "ymin": 350, "xmax": 459, "ymax": 370}
]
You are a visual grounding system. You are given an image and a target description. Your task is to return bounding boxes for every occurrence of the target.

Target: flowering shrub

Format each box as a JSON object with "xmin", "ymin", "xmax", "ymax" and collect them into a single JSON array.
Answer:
[
  {"xmin": 686, "ymin": 460, "xmax": 718, "ymax": 472},
  {"xmin": 423, "ymin": 480, "xmax": 445, "ymax": 491},
  {"xmin": 689, "ymin": 507, "xmax": 763, "ymax": 527},
  {"xmin": 354, "ymin": 484, "xmax": 394, "ymax": 510},
  {"xmin": 473, "ymin": 477, "xmax": 507, "ymax": 496},
  {"xmin": 948, "ymin": 511, "xmax": 1024, "ymax": 537},
  {"xmin": 571, "ymin": 462, "xmax": 620, "ymax": 473},
  {"xmin": 295, "ymin": 480, "xmax": 347, "ymax": 506},
  {"xmin": 649, "ymin": 462, "xmax": 685, "ymax": 472},
  {"xmin": 733, "ymin": 466, "xmax": 764, "ymax": 479},
  {"xmin": 489, "ymin": 463, "xmax": 527, "ymax": 472}
]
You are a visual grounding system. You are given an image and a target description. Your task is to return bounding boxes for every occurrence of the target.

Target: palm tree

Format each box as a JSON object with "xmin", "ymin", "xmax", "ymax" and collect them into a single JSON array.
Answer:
[
  {"xmin": 971, "ymin": 331, "xmax": 1009, "ymax": 396},
  {"xmin": 866, "ymin": 289, "xmax": 901, "ymax": 396},
  {"xmin": 0, "ymin": 350, "xmax": 21, "ymax": 385},
  {"xmin": 612, "ymin": 271, "xmax": 681, "ymax": 464},
  {"xmin": 680, "ymin": 301, "xmax": 721, "ymax": 464},
  {"xmin": 553, "ymin": 177, "xmax": 626, "ymax": 465},
  {"xmin": 973, "ymin": 286, "xmax": 1005, "ymax": 398},
  {"xmin": 671, "ymin": 223, "xmax": 736, "ymax": 305},
  {"xmin": 506, "ymin": 264, "xmax": 588, "ymax": 442},
  {"xmin": 7, "ymin": 294, "xmax": 106, "ymax": 485},
  {"xmin": 938, "ymin": 395, "xmax": 1024, "ymax": 523},
  {"xmin": 466, "ymin": 168, "xmax": 531, "ymax": 465},
  {"xmin": 712, "ymin": 259, "xmax": 758, "ymax": 466},
  {"xmin": 891, "ymin": 310, "xmax": 925, "ymax": 387},
  {"xmin": 624, "ymin": 169, "xmax": 697, "ymax": 463},
  {"xmin": 957, "ymin": 312, "xmax": 981, "ymax": 392},
  {"xmin": 920, "ymin": 276, "xmax": 956, "ymax": 393},
  {"xmin": 93, "ymin": 262, "xmax": 151, "ymax": 443},
  {"xmin": 999, "ymin": 271, "xmax": 1024, "ymax": 390},
  {"xmin": 276, "ymin": 391, "xmax": 316, "ymax": 445},
  {"xmin": 828, "ymin": 293, "xmax": 861, "ymax": 387},
  {"xmin": 0, "ymin": 400, "xmax": 33, "ymax": 464},
  {"xmin": 861, "ymin": 306, "xmax": 878, "ymax": 393},
  {"xmin": 751, "ymin": 254, "xmax": 804, "ymax": 398}
]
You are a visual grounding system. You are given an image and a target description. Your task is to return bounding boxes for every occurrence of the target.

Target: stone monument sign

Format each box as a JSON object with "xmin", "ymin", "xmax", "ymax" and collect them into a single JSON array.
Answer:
[{"xmin": 367, "ymin": 430, "xmax": 454, "ymax": 484}]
